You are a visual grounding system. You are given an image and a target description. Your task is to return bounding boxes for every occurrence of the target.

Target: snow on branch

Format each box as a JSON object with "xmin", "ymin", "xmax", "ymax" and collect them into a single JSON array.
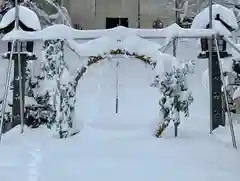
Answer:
[{"xmin": 151, "ymin": 60, "xmax": 195, "ymax": 137}]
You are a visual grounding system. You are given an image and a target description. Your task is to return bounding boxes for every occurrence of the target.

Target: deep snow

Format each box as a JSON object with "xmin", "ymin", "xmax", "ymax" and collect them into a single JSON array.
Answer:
[{"xmin": 0, "ymin": 39, "xmax": 239, "ymax": 181}]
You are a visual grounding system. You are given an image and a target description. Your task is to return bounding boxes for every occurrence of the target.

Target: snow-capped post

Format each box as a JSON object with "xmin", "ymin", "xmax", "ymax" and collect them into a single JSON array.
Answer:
[
  {"xmin": 0, "ymin": 4, "xmax": 40, "ymax": 132},
  {"xmin": 173, "ymin": 0, "xmax": 180, "ymax": 136},
  {"xmin": 172, "ymin": 38, "xmax": 178, "ymax": 137},
  {"xmin": 15, "ymin": 0, "xmax": 25, "ymax": 134}
]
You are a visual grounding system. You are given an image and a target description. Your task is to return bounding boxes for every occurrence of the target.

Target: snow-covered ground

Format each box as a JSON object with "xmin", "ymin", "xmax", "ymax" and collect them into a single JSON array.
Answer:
[{"xmin": 0, "ymin": 39, "xmax": 240, "ymax": 181}]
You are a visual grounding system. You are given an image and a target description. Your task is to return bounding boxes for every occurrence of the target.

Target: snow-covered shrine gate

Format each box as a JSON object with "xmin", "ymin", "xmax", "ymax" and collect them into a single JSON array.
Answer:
[{"xmin": 2, "ymin": 24, "xmax": 239, "ymax": 148}]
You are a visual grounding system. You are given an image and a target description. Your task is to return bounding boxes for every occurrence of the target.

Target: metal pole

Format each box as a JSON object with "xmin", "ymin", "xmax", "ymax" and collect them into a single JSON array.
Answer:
[
  {"xmin": 173, "ymin": 38, "xmax": 177, "ymax": 57},
  {"xmin": 175, "ymin": 0, "xmax": 180, "ymax": 24},
  {"xmin": 94, "ymin": 0, "xmax": 96, "ymax": 16},
  {"xmin": 173, "ymin": 36, "xmax": 178, "ymax": 136},
  {"xmin": 209, "ymin": 0, "xmax": 212, "ymax": 29},
  {"xmin": 137, "ymin": 0, "xmax": 140, "ymax": 28},
  {"xmin": 173, "ymin": 0, "xmax": 179, "ymax": 63},
  {"xmin": 0, "ymin": 41, "xmax": 16, "ymax": 142},
  {"xmin": 196, "ymin": 0, "xmax": 200, "ymax": 13},
  {"xmin": 116, "ymin": 59, "xmax": 119, "ymax": 114},
  {"xmin": 209, "ymin": 0, "xmax": 213, "ymax": 133},
  {"xmin": 15, "ymin": 0, "xmax": 24, "ymax": 134},
  {"xmin": 214, "ymin": 37, "xmax": 237, "ymax": 149}
]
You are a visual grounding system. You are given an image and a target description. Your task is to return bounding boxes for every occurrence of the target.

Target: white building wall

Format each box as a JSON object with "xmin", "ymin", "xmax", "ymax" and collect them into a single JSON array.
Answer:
[{"xmin": 65, "ymin": 0, "xmax": 208, "ymax": 30}]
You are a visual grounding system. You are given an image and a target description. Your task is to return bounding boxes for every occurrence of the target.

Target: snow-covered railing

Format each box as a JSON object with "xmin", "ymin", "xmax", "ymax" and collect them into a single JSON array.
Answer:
[{"xmin": 1, "ymin": 24, "xmax": 218, "ymax": 41}]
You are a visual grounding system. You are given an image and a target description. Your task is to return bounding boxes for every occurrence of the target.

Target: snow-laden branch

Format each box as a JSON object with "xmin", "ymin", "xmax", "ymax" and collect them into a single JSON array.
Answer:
[
  {"xmin": 23, "ymin": 1, "xmax": 52, "ymax": 26},
  {"xmin": 43, "ymin": 0, "xmax": 72, "ymax": 26}
]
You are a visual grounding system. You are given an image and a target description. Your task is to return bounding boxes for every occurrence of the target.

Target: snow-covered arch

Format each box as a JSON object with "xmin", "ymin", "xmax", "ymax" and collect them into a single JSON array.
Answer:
[
  {"xmin": 70, "ymin": 35, "xmax": 194, "ymax": 137},
  {"xmin": 68, "ymin": 34, "xmax": 182, "ymax": 77}
]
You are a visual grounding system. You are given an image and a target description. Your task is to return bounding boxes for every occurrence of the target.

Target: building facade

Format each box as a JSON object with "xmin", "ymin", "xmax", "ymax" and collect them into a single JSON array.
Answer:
[
  {"xmin": 63, "ymin": 0, "xmax": 209, "ymax": 30},
  {"xmin": 63, "ymin": 0, "xmax": 174, "ymax": 30}
]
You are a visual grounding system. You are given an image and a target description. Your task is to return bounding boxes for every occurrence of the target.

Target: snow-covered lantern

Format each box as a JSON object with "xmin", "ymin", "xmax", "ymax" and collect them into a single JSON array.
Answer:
[
  {"xmin": 200, "ymin": 16, "xmax": 232, "ymax": 58},
  {"xmin": 0, "ymin": 5, "xmax": 41, "ymax": 53},
  {"xmin": 192, "ymin": 4, "xmax": 238, "ymax": 58}
]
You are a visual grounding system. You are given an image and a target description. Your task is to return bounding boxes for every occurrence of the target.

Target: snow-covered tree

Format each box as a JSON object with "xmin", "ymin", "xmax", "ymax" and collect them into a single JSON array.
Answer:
[
  {"xmin": 39, "ymin": 39, "xmax": 83, "ymax": 138},
  {"xmin": 151, "ymin": 61, "xmax": 194, "ymax": 137},
  {"xmin": 39, "ymin": 39, "xmax": 64, "ymax": 130}
]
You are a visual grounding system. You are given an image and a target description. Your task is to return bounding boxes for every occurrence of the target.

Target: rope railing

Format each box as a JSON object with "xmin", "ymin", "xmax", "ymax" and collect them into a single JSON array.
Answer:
[
  {"xmin": 0, "ymin": 40, "xmax": 16, "ymax": 142},
  {"xmin": 215, "ymin": 36, "xmax": 237, "ymax": 149}
]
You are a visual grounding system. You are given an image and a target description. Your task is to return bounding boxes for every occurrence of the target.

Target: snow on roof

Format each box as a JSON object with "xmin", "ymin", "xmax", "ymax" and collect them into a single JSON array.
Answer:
[
  {"xmin": 1, "ymin": 24, "xmax": 217, "ymax": 41},
  {"xmin": 191, "ymin": 4, "xmax": 238, "ymax": 31},
  {"xmin": 0, "ymin": 5, "xmax": 41, "ymax": 31}
]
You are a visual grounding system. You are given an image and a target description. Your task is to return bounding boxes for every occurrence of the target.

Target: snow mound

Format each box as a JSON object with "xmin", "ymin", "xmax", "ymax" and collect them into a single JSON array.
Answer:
[
  {"xmin": 0, "ymin": 5, "xmax": 41, "ymax": 30},
  {"xmin": 191, "ymin": 4, "xmax": 238, "ymax": 31}
]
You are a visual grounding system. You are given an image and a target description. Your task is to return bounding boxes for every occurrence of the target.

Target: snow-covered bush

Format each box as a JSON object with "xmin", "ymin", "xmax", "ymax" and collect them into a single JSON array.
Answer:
[{"xmin": 151, "ymin": 61, "xmax": 195, "ymax": 137}]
